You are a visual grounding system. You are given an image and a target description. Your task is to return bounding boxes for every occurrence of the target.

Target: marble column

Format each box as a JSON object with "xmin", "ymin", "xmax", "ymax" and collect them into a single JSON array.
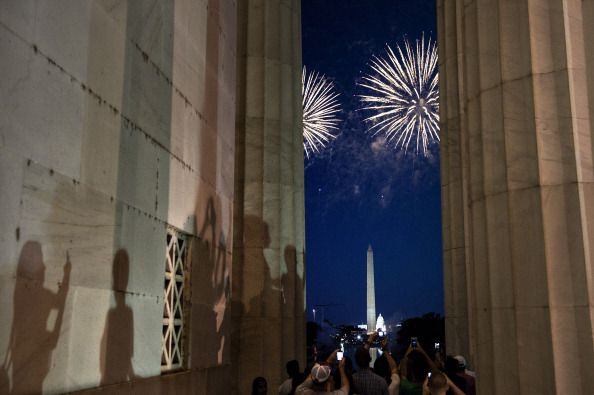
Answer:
[
  {"xmin": 438, "ymin": 1, "xmax": 594, "ymax": 393},
  {"xmin": 232, "ymin": 1, "xmax": 305, "ymax": 394}
]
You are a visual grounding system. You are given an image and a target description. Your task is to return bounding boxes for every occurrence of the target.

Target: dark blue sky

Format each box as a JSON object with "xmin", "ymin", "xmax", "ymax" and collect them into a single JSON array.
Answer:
[{"xmin": 302, "ymin": 0, "xmax": 443, "ymax": 327}]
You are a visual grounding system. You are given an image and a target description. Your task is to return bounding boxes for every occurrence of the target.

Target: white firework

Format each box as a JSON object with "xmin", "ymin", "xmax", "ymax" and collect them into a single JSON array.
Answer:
[
  {"xmin": 302, "ymin": 67, "xmax": 341, "ymax": 158},
  {"xmin": 359, "ymin": 35, "xmax": 439, "ymax": 156}
]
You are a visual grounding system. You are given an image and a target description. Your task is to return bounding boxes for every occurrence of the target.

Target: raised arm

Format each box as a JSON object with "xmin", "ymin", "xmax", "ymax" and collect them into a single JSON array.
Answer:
[
  {"xmin": 399, "ymin": 344, "xmax": 413, "ymax": 379},
  {"xmin": 364, "ymin": 331, "xmax": 379, "ymax": 350},
  {"xmin": 51, "ymin": 251, "xmax": 71, "ymax": 343},
  {"xmin": 445, "ymin": 375, "xmax": 465, "ymax": 395},
  {"xmin": 326, "ymin": 349, "xmax": 339, "ymax": 364},
  {"xmin": 385, "ymin": 351, "xmax": 400, "ymax": 395},
  {"xmin": 338, "ymin": 357, "xmax": 350, "ymax": 393},
  {"xmin": 416, "ymin": 343, "xmax": 439, "ymax": 372}
]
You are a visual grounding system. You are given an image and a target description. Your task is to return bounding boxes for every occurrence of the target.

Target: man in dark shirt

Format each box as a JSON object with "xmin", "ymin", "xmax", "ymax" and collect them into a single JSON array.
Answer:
[
  {"xmin": 352, "ymin": 333, "xmax": 389, "ymax": 395},
  {"xmin": 453, "ymin": 356, "xmax": 476, "ymax": 395}
]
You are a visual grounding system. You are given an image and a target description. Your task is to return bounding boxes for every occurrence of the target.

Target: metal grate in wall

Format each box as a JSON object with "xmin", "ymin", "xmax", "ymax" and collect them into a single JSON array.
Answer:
[{"xmin": 161, "ymin": 229, "xmax": 187, "ymax": 372}]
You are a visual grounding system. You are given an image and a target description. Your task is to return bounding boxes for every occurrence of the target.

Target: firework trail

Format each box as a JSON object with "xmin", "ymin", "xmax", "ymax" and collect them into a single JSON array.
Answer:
[
  {"xmin": 359, "ymin": 35, "xmax": 439, "ymax": 156},
  {"xmin": 302, "ymin": 67, "xmax": 341, "ymax": 158}
]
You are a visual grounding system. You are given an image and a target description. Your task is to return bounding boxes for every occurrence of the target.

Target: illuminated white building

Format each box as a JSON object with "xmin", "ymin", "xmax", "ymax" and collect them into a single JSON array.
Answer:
[{"xmin": 376, "ymin": 314, "xmax": 386, "ymax": 333}]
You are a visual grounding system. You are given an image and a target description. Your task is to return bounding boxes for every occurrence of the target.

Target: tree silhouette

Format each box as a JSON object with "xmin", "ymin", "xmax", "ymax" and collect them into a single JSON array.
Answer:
[{"xmin": 394, "ymin": 312, "xmax": 444, "ymax": 360}]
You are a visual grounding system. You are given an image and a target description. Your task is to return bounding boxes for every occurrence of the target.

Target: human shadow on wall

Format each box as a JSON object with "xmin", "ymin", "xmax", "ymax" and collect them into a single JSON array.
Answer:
[
  {"xmin": 232, "ymin": 215, "xmax": 291, "ymax": 392},
  {"xmin": 100, "ymin": 249, "xmax": 136, "ymax": 385},
  {"xmin": 191, "ymin": 196, "xmax": 231, "ymax": 369},
  {"xmin": 191, "ymin": 0, "xmax": 228, "ymax": 369},
  {"xmin": 281, "ymin": 244, "xmax": 305, "ymax": 364},
  {"xmin": 105, "ymin": 0, "xmax": 174, "ymax": 383},
  {"xmin": 243, "ymin": 215, "xmax": 273, "ymax": 316},
  {"xmin": 110, "ymin": 0, "xmax": 174, "ymax": 349},
  {"xmin": 282, "ymin": 245, "xmax": 303, "ymax": 314},
  {"xmin": 2, "ymin": 241, "xmax": 70, "ymax": 394}
]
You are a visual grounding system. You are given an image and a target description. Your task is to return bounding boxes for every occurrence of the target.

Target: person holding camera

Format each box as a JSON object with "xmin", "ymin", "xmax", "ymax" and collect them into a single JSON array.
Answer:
[
  {"xmin": 352, "ymin": 332, "xmax": 389, "ymax": 395},
  {"xmin": 371, "ymin": 337, "xmax": 401, "ymax": 395},
  {"xmin": 399, "ymin": 338, "xmax": 438, "ymax": 395},
  {"xmin": 296, "ymin": 350, "xmax": 350, "ymax": 395}
]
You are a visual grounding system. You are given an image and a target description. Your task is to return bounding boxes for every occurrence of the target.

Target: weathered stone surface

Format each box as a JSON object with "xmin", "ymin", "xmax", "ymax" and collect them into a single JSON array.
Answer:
[
  {"xmin": 439, "ymin": 0, "xmax": 594, "ymax": 393},
  {"xmin": 0, "ymin": 25, "xmax": 84, "ymax": 180},
  {"xmin": 0, "ymin": 0, "xmax": 238, "ymax": 393},
  {"xmin": 0, "ymin": 148, "xmax": 24, "ymax": 277},
  {"xmin": 232, "ymin": 0, "xmax": 305, "ymax": 393}
]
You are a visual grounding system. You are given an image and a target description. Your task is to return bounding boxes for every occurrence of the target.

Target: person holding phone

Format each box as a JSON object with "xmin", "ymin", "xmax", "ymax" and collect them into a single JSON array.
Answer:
[
  {"xmin": 296, "ymin": 350, "xmax": 350, "ymax": 395},
  {"xmin": 381, "ymin": 338, "xmax": 401, "ymax": 395},
  {"xmin": 332, "ymin": 355, "xmax": 355, "ymax": 395},
  {"xmin": 371, "ymin": 337, "xmax": 400, "ymax": 395},
  {"xmin": 352, "ymin": 332, "xmax": 389, "ymax": 395},
  {"xmin": 399, "ymin": 339, "xmax": 439, "ymax": 395}
]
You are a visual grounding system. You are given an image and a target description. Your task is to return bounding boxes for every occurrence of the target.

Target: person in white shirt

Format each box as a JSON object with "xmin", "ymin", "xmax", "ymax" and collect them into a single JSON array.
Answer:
[{"xmin": 279, "ymin": 359, "xmax": 305, "ymax": 395}]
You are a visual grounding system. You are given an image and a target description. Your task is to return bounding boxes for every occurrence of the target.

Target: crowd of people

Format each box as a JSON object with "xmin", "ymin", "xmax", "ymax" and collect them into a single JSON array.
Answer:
[{"xmin": 252, "ymin": 332, "xmax": 476, "ymax": 395}]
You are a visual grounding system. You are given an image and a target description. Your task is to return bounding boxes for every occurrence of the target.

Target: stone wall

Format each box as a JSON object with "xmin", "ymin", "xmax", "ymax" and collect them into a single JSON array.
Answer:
[
  {"xmin": 0, "ymin": 0, "xmax": 237, "ymax": 393},
  {"xmin": 438, "ymin": 1, "xmax": 594, "ymax": 393},
  {"xmin": 232, "ymin": 0, "xmax": 306, "ymax": 393}
]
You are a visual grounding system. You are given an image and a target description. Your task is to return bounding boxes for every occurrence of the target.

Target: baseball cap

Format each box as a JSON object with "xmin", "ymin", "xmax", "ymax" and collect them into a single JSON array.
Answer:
[
  {"xmin": 454, "ymin": 355, "xmax": 467, "ymax": 368},
  {"xmin": 311, "ymin": 363, "xmax": 331, "ymax": 383}
]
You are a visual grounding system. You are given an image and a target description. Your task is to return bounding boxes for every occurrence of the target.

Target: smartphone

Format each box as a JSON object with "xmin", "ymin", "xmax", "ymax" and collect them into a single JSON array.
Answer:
[
  {"xmin": 337, "ymin": 351, "xmax": 344, "ymax": 361},
  {"xmin": 428, "ymin": 371, "xmax": 432, "ymax": 379},
  {"xmin": 411, "ymin": 337, "xmax": 418, "ymax": 348},
  {"xmin": 434, "ymin": 342, "xmax": 440, "ymax": 351}
]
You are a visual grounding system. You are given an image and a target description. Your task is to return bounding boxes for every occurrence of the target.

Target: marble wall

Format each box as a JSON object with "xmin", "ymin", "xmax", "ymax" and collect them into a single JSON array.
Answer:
[
  {"xmin": 232, "ymin": 0, "xmax": 306, "ymax": 393},
  {"xmin": 0, "ymin": 0, "xmax": 237, "ymax": 393},
  {"xmin": 438, "ymin": 0, "xmax": 594, "ymax": 393}
]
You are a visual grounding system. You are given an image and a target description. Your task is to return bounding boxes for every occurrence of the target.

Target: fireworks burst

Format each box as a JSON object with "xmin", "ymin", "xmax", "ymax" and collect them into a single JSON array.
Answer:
[
  {"xmin": 359, "ymin": 35, "xmax": 439, "ymax": 156},
  {"xmin": 302, "ymin": 67, "xmax": 341, "ymax": 158}
]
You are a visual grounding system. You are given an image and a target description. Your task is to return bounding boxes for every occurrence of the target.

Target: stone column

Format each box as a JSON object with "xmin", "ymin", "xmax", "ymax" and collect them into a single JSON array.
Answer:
[
  {"xmin": 438, "ymin": 1, "xmax": 594, "ymax": 393},
  {"xmin": 232, "ymin": 1, "xmax": 305, "ymax": 394}
]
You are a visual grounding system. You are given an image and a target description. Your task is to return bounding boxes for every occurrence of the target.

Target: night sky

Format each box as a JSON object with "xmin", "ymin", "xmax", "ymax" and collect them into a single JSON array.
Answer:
[{"xmin": 302, "ymin": 0, "xmax": 443, "ymax": 327}]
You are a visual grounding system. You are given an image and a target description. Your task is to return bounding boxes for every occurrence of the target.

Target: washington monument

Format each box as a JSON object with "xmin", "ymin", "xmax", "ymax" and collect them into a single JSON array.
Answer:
[{"xmin": 366, "ymin": 245, "xmax": 376, "ymax": 332}]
